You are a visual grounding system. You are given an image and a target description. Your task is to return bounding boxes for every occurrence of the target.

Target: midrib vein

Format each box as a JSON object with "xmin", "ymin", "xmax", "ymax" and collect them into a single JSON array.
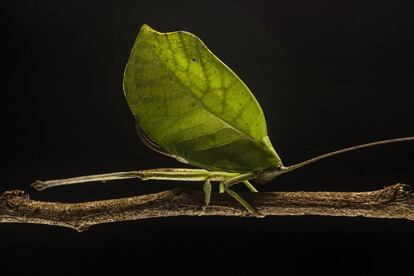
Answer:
[{"xmin": 147, "ymin": 42, "xmax": 258, "ymax": 144}]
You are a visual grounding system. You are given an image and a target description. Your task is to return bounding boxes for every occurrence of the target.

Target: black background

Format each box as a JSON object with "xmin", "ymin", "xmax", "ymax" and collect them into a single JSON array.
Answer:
[{"xmin": 1, "ymin": 0, "xmax": 414, "ymax": 274}]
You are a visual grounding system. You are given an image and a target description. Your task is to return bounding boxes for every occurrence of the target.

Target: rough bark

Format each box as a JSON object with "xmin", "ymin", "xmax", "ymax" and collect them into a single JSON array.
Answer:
[{"xmin": 1, "ymin": 183, "xmax": 413, "ymax": 232}]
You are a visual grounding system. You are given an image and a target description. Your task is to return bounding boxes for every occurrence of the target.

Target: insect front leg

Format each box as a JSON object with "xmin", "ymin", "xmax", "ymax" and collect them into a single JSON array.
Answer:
[
  {"xmin": 242, "ymin": 180, "xmax": 258, "ymax": 192},
  {"xmin": 224, "ymin": 186, "xmax": 256, "ymax": 214},
  {"xmin": 218, "ymin": 172, "xmax": 262, "ymax": 215},
  {"xmin": 222, "ymin": 172, "xmax": 258, "ymax": 191}
]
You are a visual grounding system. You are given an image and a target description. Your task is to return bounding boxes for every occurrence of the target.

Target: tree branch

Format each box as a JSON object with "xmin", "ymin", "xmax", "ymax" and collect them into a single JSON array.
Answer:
[{"xmin": 1, "ymin": 183, "xmax": 413, "ymax": 232}]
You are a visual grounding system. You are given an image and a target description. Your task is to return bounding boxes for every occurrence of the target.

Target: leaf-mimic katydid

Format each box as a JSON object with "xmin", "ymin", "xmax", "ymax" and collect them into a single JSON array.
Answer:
[{"xmin": 33, "ymin": 24, "xmax": 414, "ymax": 214}]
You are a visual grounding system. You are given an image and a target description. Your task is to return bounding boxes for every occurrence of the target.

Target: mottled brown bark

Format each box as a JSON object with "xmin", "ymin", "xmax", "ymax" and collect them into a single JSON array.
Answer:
[{"xmin": 1, "ymin": 183, "xmax": 413, "ymax": 232}]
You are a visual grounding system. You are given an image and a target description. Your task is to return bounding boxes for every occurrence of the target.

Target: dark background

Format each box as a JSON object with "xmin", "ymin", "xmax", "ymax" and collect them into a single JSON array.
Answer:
[{"xmin": 1, "ymin": 0, "xmax": 413, "ymax": 274}]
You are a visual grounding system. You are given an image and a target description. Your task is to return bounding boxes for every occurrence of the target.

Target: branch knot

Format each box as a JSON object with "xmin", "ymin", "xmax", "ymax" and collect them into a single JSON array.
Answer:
[
  {"xmin": 1, "ymin": 190, "xmax": 29, "ymax": 200},
  {"xmin": 376, "ymin": 183, "xmax": 412, "ymax": 203},
  {"xmin": 1, "ymin": 184, "xmax": 414, "ymax": 231}
]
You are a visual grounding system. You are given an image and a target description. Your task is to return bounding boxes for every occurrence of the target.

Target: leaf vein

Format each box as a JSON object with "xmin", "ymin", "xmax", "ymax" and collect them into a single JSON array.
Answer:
[{"xmin": 146, "ymin": 41, "xmax": 258, "ymax": 143}]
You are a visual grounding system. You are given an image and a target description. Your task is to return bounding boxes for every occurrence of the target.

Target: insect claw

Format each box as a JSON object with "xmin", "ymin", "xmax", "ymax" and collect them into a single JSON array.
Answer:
[
  {"xmin": 250, "ymin": 211, "xmax": 265, "ymax": 218},
  {"xmin": 197, "ymin": 204, "xmax": 207, "ymax": 216}
]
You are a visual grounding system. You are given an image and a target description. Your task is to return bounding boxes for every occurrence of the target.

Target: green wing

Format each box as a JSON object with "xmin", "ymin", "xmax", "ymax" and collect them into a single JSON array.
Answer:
[{"xmin": 123, "ymin": 24, "xmax": 282, "ymax": 172}]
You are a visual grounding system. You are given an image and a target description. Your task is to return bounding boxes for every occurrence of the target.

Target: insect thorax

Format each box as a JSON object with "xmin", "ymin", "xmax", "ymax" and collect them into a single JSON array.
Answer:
[{"xmin": 255, "ymin": 165, "xmax": 287, "ymax": 184}]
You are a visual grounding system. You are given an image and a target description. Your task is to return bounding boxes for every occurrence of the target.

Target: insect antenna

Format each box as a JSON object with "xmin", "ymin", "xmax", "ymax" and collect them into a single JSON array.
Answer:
[{"xmin": 282, "ymin": 136, "xmax": 414, "ymax": 174}]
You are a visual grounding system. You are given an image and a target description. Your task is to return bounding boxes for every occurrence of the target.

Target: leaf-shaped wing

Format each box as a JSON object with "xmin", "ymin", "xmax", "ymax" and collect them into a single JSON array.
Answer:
[{"xmin": 123, "ymin": 24, "xmax": 282, "ymax": 172}]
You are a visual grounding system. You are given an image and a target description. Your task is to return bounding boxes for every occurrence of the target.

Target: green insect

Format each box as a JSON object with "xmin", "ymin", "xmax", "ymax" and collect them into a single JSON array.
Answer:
[{"xmin": 33, "ymin": 24, "xmax": 414, "ymax": 214}]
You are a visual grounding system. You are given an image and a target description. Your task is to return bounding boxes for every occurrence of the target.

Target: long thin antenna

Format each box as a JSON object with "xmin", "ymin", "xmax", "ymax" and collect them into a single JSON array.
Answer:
[{"xmin": 282, "ymin": 137, "xmax": 414, "ymax": 174}]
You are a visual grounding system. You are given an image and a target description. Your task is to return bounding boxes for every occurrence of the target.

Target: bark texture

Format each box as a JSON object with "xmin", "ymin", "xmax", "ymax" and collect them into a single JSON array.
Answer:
[{"xmin": 1, "ymin": 183, "xmax": 413, "ymax": 232}]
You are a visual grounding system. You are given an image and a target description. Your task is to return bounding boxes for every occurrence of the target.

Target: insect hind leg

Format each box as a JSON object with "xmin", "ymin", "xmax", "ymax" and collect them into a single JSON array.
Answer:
[{"xmin": 32, "ymin": 168, "xmax": 238, "ymax": 191}]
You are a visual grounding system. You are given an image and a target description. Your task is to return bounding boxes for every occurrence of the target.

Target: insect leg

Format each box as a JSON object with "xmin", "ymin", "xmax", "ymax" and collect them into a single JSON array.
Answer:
[
  {"xmin": 32, "ymin": 168, "xmax": 239, "ymax": 191},
  {"xmin": 218, "ymin": 173, "xmax": 253, "ymax": 193},
  {"xmin": 219, "ymin": 172, "xmax": 261, "ymax": 214},
  {"xmin": 224, "ymin": 186, "xmax": 256, "ymax": 214},
  {"xmin": 243, "ymin": 180, "xmax": 258, "ymax": 192},
  {"xmin": 222, "ymin": 172, "xmax": 256, "ymax": 187},
  {"xmin": 201, "ymin": 178, "xmax": 212, "ymax": 211},
  {"xmin": 219, "ymin": 182, "xmax": 225, "ymax": 193}
]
